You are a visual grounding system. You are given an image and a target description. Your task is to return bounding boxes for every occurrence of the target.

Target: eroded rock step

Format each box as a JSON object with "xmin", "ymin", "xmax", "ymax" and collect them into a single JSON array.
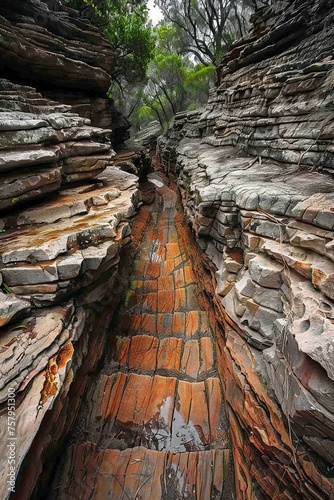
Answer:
[{"xmin": 54, "ymin": 175, "xmax": 232, "ymax": 499}]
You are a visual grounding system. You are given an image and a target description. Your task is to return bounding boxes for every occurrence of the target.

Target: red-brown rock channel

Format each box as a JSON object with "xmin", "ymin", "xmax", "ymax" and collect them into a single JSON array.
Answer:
[{"xmin": 48, "ymin": 173, "xmax": 233, "ymax": 499}]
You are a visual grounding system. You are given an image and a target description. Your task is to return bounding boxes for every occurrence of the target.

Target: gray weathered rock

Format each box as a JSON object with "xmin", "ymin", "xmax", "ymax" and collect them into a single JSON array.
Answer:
[{"xmin": 158, "ymin": 0, "xmax": 334, "ymax": 496}]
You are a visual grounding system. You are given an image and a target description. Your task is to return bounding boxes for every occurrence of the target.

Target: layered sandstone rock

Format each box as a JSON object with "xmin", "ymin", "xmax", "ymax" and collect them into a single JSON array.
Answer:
[
  {"xmin": 0, "ymin": 0, "xmax": 130, "ymax": 140},
  {"xmin": 0, "ymin": 0, "xmax": 115, "ymax": 92},
  {"xmin": 0, "ymin": 1, "xmax": 141, "ymax": 499},
  {"xmin": 159, "ymin": 0, "xmax": 334, "ymax": 497}
]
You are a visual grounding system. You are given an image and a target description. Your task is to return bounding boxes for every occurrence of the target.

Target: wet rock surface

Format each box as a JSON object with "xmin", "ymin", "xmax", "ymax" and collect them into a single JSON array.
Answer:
[
  {"xmin": 159, "ymin": 0, "xmax": 334, "ymax": 497},
  {"xmin": 52, "ymin": 174, "xmax": 232, "ymax": 499}
]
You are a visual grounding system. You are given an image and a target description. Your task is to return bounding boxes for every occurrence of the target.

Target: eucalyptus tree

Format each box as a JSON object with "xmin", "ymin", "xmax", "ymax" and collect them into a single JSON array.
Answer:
[
  {"xmin": 132, "ymin": 25, "xmax": 215, "ymax": 130},
  {"xmin": 155, "ymin": 0, "xmax": 264, "ymax": 66}
]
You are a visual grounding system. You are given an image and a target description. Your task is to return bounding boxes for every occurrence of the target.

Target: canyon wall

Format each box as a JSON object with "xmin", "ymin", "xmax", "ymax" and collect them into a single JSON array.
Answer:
[
  {"xmin": 0, "ymin": 1, "xmax": 141, "ymax": 498},
  {"xmin": 159, "ymin": 0, "xmax": 334, "ymax": 497}
]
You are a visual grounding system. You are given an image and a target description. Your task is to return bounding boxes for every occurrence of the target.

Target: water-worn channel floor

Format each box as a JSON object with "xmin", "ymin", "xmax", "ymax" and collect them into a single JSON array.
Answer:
[{"xmin": 56, "ymin": 174, "xmax": 231, "ymax": 499}]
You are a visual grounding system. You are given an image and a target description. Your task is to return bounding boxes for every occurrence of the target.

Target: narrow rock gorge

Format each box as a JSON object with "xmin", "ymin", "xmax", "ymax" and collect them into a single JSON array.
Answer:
[{"xmin": 1, "ymin": 0, "xmax": 334, "ymax": 499}]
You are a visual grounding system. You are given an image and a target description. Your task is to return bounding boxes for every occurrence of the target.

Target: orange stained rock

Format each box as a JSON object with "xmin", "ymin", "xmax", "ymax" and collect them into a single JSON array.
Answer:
[
  {"xmin": 205, "ymin": 377, "xmax": 223, "ymax": 441},
  {"xmin": 166, "ymin": 242, "xmax": 181, "ymax": 259},
  {"xmin": 140, "ymin": 449, "xmax": 167, "ymax": 499},
  {"xmin": 114, "ymin": 336, "xmax": 130, "ymax": 366},
  {"xmin": 99, "ymin": 448, "xmax": 133, "ymax": 499},
  {"xmin": 58, "ymin": 442, "xmax": 229, "ymax": 499},
  {"xmin": 156, "ymin": 243, "xmax": 167, "ymax": 260},
  {"xmin": 128, "ymin": 335, "xmax": 158, "ymax": 370},
  {"xmin": 157, "ymin": 313, "xmax": 172, "ymax": 335},
  {"xmin": 175, "ymin": 255, "xmax": 186, "ymax": 268},
  {"xmin": 166, "ymin": 448, "xmax": 228, "ymax": 498},
  {"xmin": 144, "ymin": 375, "xmax": 177, "ymax": 424},
  {"xmin": 145, "ymin": 261, "xmax": 160, "ymax": 279},
  {"xmin": 199, "ymin": 337, "xmax": 215, "ymax": 374},
  {"xmin": 169, "ymin": 452, "xmax": 197, "ymax": 496},
  {"xmin": 184, "ymin": 264, "xmax": 196, "ymax": 284},
  {"xmin": 56, "ymin": 342, "xmax": 74, "ymax": 368},
  {"xmin": 157, "ymin": 337, "xmax": 182, "ymax": 371},
  {"xmin": 161, "ymin": 258, "xmax": 175, "ymax": 276},
  {"xmin": 172, "ymin": 312, "xmax": 186, "ymax": 335},
  {"xmin": 143, "ymin": 292, "xmax": 158, "ymax": 312},
  {"xmin": 142, "ymin": 279, "xmax": 158, "ymax": 292},
  {"xmin": 53, "ymin": 177, "xmax": 232, "ymax": 499},
  {"xmin": 174, "ymin": 267, "xmax": 185, "ymax": 288},
  {"xmin": 98, "ymin": 372, "xmax": 127, "ymax": 419},
  {"xmin": 40, "ymin": 361, "xmax": 58, "ymax": 404},
  {"xmin": 157, "ymin": 290, "xmax": 175, "ymax": 312},
  {"xmin": 185, "ymin": 310, "xmax": 201, "ymax": 337},
  {"xmin": 40, "ymin": 341, "xmax": 74, "ymax": 404},
  {"xmin": 175, "ymin": 379, "xmax": 210, "ymax": 446},
  {"xmin": 117, "ymin": 373, "xmax": 153, "ymax": 426},
  {"xmin": 175, "ymin": 287, "xmax": 187, "ymax": 310},
  {"xmin": 141, "ymin": 313, "xmax": 157, "ymax": 334},
  {"xmin": 158, "ymin": 275, "xmax": 174, "ymax": 290},
  {"xmin": 180, "ymin": 340, "xmax": 201, "ymax": 379},
  {"xmin": 131, "ymin": 206, "xmax": 151, "ymax": 232},
  {"xmin": 130, "ymin": 314, "xmax": 142, "ymax": 331},
  {"xmin": 59, "ymin": 442, "xmax": 101, "ymax": 499},
  {"xmin": 116, "ymin": 373, "xmax": 179, "ymax": 431}
]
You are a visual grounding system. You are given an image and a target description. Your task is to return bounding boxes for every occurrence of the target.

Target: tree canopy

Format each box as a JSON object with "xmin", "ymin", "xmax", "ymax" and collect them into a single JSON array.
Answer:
[
  {"xmin": 65, "ymin": 0, "xmax": 264, "ymax": 130},
  {"xmin": 63, "ymin": 0, "xmax": 155, "ymax": 82},
  {"xmin": 128, "ymin": 25, "xmax": 215, "ymax": 130},
  {"xmin": 155, "ymin": 0, "xmax": 257, "ymax": 66}
]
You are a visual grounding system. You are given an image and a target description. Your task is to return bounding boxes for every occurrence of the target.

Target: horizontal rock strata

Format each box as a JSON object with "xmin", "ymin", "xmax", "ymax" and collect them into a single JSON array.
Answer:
[
  {"xmin": 159, "ymin": 0, "xmax": 334, "ymax": 497},
  {"xmin": 0, "ymin": 160, "xmax": 139, "ymax": 499},
  {"xmin": 0, "ymin": 0, "xmax": 115, "ymax": 92},
  {"xmin": 0, "ymin": 1, "xmax": 142, "ymax": 498}
]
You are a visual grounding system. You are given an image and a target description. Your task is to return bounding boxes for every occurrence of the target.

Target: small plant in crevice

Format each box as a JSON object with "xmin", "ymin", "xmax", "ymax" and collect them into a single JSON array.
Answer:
[
  {"xmin": 1, "ymin": 282, "xmax": 12, "ymax": 294},
  {"xmin": 124, "ymin": 289, "xmax": 132, "ymax": 307},
  {"xmin": 131, "ymin": 280, "xmax": 139, "ymax": 290}
]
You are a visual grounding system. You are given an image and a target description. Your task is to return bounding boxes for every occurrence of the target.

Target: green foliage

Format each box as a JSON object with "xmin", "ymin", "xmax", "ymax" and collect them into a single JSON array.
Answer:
[
  {"xmin": 132, "ymin": 28, "xmax": 215, "ymax": 130},
  {"xmin": 63, "ymin": 0, "xmax": 155, "ymax": 82},
  {"xmin": 155, "ymin": 0, "xmax": 256, "ymax": 66},
  {"xmin": 184, "ymin": 64, "xmax": 215, "ymax": 102},
  {"xmin": 154, "ymin": 25, "xmax": 179, "ymax": 55},
  {"xmin": 65, "ymin": 0, "xmax": 257, "ymax": 131},
  {"xmin": 1, "ymin": 283, "xmax": 12, "ymax": 294},
  {"xmin": 106, "ymin": 12, "xmax": 155, "ymax": 82},
  {"xmin": 124, "ymin": 289, "xmax": 132, "ymax": 307},
  {"xmin": 138, "ymin": 52, "xmax": 187, "ymax": 128}
]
